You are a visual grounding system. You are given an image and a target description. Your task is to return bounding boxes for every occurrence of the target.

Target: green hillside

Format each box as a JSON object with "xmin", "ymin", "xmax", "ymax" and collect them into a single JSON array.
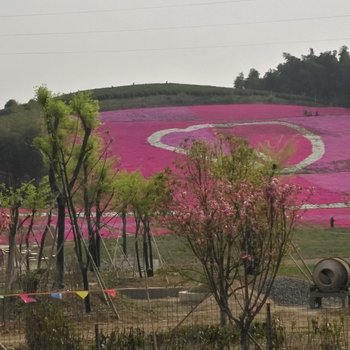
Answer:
[
  {"xmin": 62, "ymin": 83, "xmax": 317, "ymax": 111},
  {"xmin": 0, "ymin": 83, "xmax": 320, "ymax": 186}
]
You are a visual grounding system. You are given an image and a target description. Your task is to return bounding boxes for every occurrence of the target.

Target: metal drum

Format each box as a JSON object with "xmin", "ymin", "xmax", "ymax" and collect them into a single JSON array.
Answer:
[{"xmin": 312, "ymin": 258, "xmax": 350, "ymax": 292}]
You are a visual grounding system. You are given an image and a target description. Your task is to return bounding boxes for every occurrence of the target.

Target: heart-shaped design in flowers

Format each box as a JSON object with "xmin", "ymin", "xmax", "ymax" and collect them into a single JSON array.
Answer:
[{"xmin": 147, "ymin": 121, "xmax": 324, "ymax": 173}]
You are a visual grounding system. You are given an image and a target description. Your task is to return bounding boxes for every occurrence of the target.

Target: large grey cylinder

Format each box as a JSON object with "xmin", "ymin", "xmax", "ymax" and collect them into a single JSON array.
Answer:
[{"xmin": 312, "ymin": 258, "xmax": 350, "ymax": 292}]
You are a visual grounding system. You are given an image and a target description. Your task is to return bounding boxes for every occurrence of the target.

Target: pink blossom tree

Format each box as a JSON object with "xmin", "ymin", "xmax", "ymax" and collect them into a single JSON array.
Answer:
[{"xmin": 166, "ymin": 137, "xmax": 301, "ymax": 350}]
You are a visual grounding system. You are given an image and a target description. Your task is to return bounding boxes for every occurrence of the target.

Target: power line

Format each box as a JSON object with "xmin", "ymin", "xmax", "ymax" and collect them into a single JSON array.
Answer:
[
  {"xmin": 0, "ymin": 36, "xmax": 349, "ymax": 56},
  {"xmin": 1, "ymin": 13, "xmax": 350, "ymax": 38},
  {"xmin": 0, "ymin": 0, "xmax": 254, "ymax": 18}
]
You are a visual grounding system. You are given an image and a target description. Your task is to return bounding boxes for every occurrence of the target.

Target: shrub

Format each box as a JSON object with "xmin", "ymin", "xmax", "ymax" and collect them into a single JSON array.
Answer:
[
  {"xmin": 97, "ymin": 325, "xmax": 239, "ymax": 349},
  {"xmin": 25, "ymin": 303, "xmax": 82, "ymax": 350},
  {"xmin": 98, "ymin": 327, "xmax": 147, "ymax": 349}
]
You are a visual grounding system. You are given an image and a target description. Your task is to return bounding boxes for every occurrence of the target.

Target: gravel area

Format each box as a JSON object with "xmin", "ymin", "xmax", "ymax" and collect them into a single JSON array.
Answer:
[{"xmin": 264, "ymin": 277, "xmax": 311, "ymax": 306}]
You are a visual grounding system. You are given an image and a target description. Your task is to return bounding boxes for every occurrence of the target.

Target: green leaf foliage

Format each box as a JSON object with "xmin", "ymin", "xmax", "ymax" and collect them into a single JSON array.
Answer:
[
  {"xmin": 235, "ymin": 45, "xmax": 350, "ymax": 106},
  {"xmin": 25, "ymin": 303, "xmax": 82, "ymax": 350},
  {"xmin": 70, "ymin": 91, "xmax": 100, "ymax": 129},
  {"xmin": 0, "ymin": 100, "xmax": 45, "ymax": 186}
]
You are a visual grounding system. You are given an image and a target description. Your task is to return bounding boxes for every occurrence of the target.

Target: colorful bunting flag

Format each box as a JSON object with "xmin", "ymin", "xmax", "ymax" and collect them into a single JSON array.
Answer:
[
  {"xmin": 105, "ymin": 289, "xmax": 117, "ymax": 298},
  {"xmin": 76, "ymin": 291, "xmax": 89, "ymax": 299},
  {"xmin": 51, "ymin": 292, "xmax": 63, "ymax": 300},
  {"xmin": 0, "ymin": 288, "xmax": 118, "ymax": 300},
  {"xmin": 19, "ymin": 294, "xmax": 36, "ymax": 303}
]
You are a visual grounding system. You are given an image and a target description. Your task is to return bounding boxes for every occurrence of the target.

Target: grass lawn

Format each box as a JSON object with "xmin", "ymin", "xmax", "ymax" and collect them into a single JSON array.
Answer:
[
  {"xmin": 279, "ymin": 224, "xmax": 350, "ymax": 278},
  {"xmin": 23, "ymin": 223, "xmax": 350, "ymax": 290},
  {"xmin": 99, "ymin": 223, "xmax": 350, "ymax": 283},
  {"xmin": 292, "ymin": 224, "xmax": 350, "ymax": 259}
]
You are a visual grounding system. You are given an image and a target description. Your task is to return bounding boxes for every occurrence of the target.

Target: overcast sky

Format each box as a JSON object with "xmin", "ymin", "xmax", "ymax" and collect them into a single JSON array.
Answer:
[{"xmin": 1, "ymin": 0, "xmax": 350, "ymax": 108}]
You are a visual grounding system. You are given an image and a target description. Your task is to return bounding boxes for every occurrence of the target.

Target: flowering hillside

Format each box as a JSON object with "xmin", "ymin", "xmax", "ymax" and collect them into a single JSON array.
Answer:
[{"xmin": 101, "ymin": 104, "xmax": 350, "ymax": 227}]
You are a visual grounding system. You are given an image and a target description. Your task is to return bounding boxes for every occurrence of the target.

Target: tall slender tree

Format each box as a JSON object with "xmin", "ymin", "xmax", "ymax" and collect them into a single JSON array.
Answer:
[
  {"xmin": 80, "ymin": 134, "xmax": 116, "ymax": 269},
  {"xmin": 35, "ymin": 88, "xmax": 72, "ymax": 286},
  {"xmin": 114, "ymin": 171, "xmax": 141, "ymax": 257},
  {"xmin": 35, "ymin": 88, "xmax": 99, "ymax": 290}
]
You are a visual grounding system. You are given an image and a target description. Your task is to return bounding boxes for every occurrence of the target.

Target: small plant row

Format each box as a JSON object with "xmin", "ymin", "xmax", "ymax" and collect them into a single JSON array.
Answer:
[{"xmin": 14, "ymin": 301, "xmax": 348, "ymax": 350}]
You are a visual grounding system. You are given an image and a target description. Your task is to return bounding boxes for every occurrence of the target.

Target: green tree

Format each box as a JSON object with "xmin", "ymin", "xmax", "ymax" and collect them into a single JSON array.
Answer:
[
  {"xmin": 21, "ymin": 177, "xmax": 52, "ymax": 274},
  {"xmin": 35, "ymin": 88, "xmax": 119, "ymax": 315},
  {"xmin": 241, "ymin": 46, "xmax": 350, "ymax": 106},
  {"xmin": 123, "ymin": 171, "xmax": 169, "ymax": 277},
  {"xmin": 244, "ymin": 69, "xmax": 261, "ymax": 90},
  {"xmin": 339, "ymin": 45, "xmax": 350, "ymax": 64},
  {"xmin": 34, "ymin": 87, "xmax": 72, "ymax": 287},
  {"xmin": 114, "ymin": 170, "xmax": 140, "ymax": 257},
  {"xmin": 234, "ymin": 72, "xmax": 245, "ymax": 89},
  {"xmin": 0, "ymin": 181, "xmax": 41, "ymax": 290},
  {"xmin": 0, "ymin": 102, "xmax": 45, "ymax": 187},
  {"xmin": 80, "ymin": 134, "xmax": 116, "ymax": 269},
  {"xmin": 4, "ymin": 99, "xmax": 18, "ymax": 110},
  {"xmin": 34, "ymin": 88, "xmax": 99, "ymax": 290}
]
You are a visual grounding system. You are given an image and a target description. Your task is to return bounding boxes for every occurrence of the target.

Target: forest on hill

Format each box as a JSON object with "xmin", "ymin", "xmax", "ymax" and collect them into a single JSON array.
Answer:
[{"xmin": 235, "ymin": 46, "xmax": 350, "ymax": 106}]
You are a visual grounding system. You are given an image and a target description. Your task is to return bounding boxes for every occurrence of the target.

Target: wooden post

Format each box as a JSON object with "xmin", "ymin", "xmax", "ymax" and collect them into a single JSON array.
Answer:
[
  {"xmin": 95, "ymin": 324, "xmax": 100, "ymax": 350},
  {"xmin": 1, "ymin": 297, "xmax": 4, "ymax": 327},
  {"xmin": 266, "ymin": 303, "xmax": 273, "ymax": 350}
]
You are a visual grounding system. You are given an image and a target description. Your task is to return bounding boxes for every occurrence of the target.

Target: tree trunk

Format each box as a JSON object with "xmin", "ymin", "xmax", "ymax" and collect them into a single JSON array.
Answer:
[
  {"xmin": 240, "ymin": 327, "xmax": 250, "ymax": 350},
  {"xmin": 135, "ymin": 238, "xmax": 142, "ymax": 278},
  {"xmin": 25, "ymin": 212, "xmax": 35, "ymax": 272},
  {"xmin": 84, "ymin": 168, "xmax": 98, "ymax": 271},
  {"xmin": 6, "ymin": 208, "xmax": 19, "ymax": 291},
  {"xmin": 220, "ymin": 308, "xmax": 228, "ymax": 326},
  {"xmin": 86, "ymin": 207, "xmax": 96, "ymax": 271},
  {"xmin": 143, "ymin": 231, "xmax": 150, "ymax": 274},
  {"xmin": 96, "ymin": 233, "xmax": 101, "ymax": 268},
  {"xmin": 7, "ymin": 231, "xmax": 16, "ymax": 291},
  {"xmin": 81, "ymin": 266, "xmax": 91, "ymax": 313},
  {"xmin": 134, "ymin": 217, "xmax": 143, "ymax": 278},
  {"xmin": 145, "ymin": 219, "xmax": 153, "ymax": 277},
  {"xmin": 122, "ymin": 211, "xmax": 127, "ymax": 256},
  {"xmin": 88, "ymin": 235, "xmax": 97, "ymax": 271},
  {"xmin": 56, "ymin": 194, "xmax": 65, "ymax": 288},
  {"xmin": 37, "ymin": 210, "xmax": 52, "ymax": 270},
  {"xmin": 94, "ymin": 203, "xmax": 102, "ymax": 269}
]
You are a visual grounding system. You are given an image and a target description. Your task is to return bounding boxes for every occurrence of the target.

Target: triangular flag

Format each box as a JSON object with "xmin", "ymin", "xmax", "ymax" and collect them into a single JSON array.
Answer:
[
  {"xmin": 51, "ymin": 292, "xmax": 63, "ymax": 300},
  {"xmin": 105, "ymin": 289, "xmax": 117, "ymax": 298},
  {"xmin": 19, "ymin": 294, "xmax": 36, "ymax": 303},
  {"xmin": 76, "ymin": 291, "xmax": 89, "ymax": 299}
]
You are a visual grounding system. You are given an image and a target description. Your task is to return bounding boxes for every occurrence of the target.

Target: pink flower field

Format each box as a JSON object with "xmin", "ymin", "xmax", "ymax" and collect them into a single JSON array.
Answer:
[
  {"xmin": 100, "ymin": 103, "xmax": 350, "ymax": 228},
  {"xmin": 1, "ymin": 103, "xmax": 349, "ymax": 245}
]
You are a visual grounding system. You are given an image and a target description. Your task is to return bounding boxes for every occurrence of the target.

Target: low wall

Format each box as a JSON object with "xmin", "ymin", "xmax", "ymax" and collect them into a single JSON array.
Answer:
[{"xmin": 117, "ymin": 287, "xmax": 184, "ymax": 299}]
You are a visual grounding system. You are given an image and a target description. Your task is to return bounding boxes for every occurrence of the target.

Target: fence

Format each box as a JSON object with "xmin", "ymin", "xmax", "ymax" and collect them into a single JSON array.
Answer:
[{"xmin": 1, "ymin": 286, "xmax": 350, "ymax": 349}]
